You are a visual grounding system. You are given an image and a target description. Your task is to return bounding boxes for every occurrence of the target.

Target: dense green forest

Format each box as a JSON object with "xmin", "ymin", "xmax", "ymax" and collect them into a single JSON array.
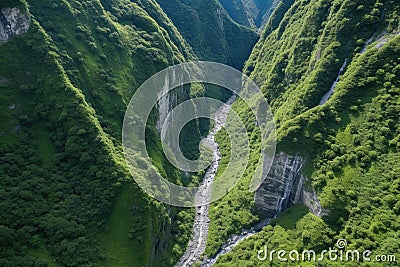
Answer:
[
  {"xmin": 205, "ymin": 0, "xmax": 400, "ymax": 265},
  {"xmin": 1, "ymin": 0, "xmax": 399, "ymax": 266},
  {"xmin": 156, "ymin": 0, "xmax": 259, "ymax": 69},
  {"xmin": 0, "ymin": 0, "xmax": 202, "ymax": 265}
]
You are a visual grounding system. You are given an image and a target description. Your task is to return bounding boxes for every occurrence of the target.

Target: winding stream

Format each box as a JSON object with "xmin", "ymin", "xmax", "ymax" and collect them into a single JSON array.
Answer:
[
  {"xmin": 175, "ymin": 96, "xmax": 236, "ymax": 267},
  {"xmin": 175, "ymin": 76, "xmax": 333, "ymax": 266},
  {"xmin": 176, "ymin": 31, "xmax": 400, "ymax": 267},
  {"xmin": 177, "ymin": 52, "xmax": 346, "ymax": 265},
  {"xmin": 176, "ymin": 96, "xmax": 298, "ymax": 266},
  {"xmin": 200, "ymin": 218, "xmax": 271, "ymax": 267}
]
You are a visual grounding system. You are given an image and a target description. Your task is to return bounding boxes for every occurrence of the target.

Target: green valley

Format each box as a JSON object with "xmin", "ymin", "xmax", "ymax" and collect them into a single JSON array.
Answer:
[{"xmin": 0, "ymin": 0, "xmax": 399, "ymax": 266}]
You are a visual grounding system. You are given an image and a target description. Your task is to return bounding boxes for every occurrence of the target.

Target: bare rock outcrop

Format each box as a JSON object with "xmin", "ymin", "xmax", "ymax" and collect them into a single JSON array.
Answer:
[
  {"xmin": 255, "ymin": 152, "xmax": 327, "ymax": 218},
  {"xmin": 0, "ymin": 7, "xmax": 30, "ymax": 44}
]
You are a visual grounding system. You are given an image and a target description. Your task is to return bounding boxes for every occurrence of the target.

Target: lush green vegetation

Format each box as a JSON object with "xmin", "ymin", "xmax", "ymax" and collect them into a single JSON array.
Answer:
[
  {"xmin": 206, "ymin": 0, "xmax": 400, "ymax": 265},
  {"xmin": 1, "ymin": 0, "xmax": 399, "ymax": 266},
  {"xmin": 0, "ymin": 0, "xmax": 201, "ymax": 265},
  {"xmin": 156, "ymin": 0, "xmax": 259, "ymax": 69},
  {"xmin": 215, "ymin": 212, "xmax": 334, "ymax": 266},
  {"xmin": 269, "ymin": 204, "xmax": 309, "ymax": 229},
  {"xmin": 205, "ymin": 98, "xmax": 262, "ymax": 256}
]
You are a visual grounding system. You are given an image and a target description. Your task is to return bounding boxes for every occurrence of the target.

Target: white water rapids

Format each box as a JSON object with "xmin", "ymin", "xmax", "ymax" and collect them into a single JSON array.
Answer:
[
  {"xmin": 175, "ymin": 96, "xmax": 236, "ymax": 267},
  {"xmin": 175, "ymin": 96, "xmax": 298, "ymax": 267}
]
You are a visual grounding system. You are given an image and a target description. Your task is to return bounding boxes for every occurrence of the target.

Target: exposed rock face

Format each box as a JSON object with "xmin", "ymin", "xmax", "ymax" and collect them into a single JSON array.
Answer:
[
  {"xmin": 255, "ymin": 152, "xmax": 326, "ymax": 218},
  {"xmin": 0, "ymin": 7, "xmax": 30, "ymax": 44},
  {"xmin": 255, "ymin": 152, "xmax": 304, "ymax": 217},
  {"xmin": 156, "ymin": 67, "xmax": 185, "ymax": 133},
  {"xmin": 301, "ymin": 186, "xmax": 328, "ymax": 217}
]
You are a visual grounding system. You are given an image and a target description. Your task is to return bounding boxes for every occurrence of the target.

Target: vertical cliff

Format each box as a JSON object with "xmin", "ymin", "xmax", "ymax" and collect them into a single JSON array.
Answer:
[{"xmin": 254, "ymin": 152, "xmax": 326, "ymax": 218}]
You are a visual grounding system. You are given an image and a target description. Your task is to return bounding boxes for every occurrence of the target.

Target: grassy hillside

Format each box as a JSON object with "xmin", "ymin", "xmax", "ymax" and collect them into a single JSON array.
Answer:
[
  {"xmin": 205, "ymin": 0, "xmax": 400, "ymax": 264},
  {"xmin": 0, "ymin": 0, "xmax": 200, "ymax": 266},
  {"xmin": 156, "ymin": 0, "xmax": 259, "ymax": 69}
]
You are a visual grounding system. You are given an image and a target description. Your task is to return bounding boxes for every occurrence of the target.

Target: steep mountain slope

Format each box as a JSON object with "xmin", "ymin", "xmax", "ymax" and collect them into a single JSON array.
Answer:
[
  {"xmin": 156, "ymin": 0, "xmax": 259, "ymax": 69},
  {"xmin": 244, "ymin": 0, "xmax": 396, "ymax": 127},
  {"xmin": 203, "ymin": 0, "xmax": 400, "ymax": 265},
  {"xmin": 0, "ymin": 0, "xmax": 201, "ymax": 266}
]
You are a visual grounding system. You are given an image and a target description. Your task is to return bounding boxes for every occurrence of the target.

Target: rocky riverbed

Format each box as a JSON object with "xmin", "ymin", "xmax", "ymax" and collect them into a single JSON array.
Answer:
[{"xmin": 175, "ymin": 96, "xmax": 236, "ymax": 267}]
